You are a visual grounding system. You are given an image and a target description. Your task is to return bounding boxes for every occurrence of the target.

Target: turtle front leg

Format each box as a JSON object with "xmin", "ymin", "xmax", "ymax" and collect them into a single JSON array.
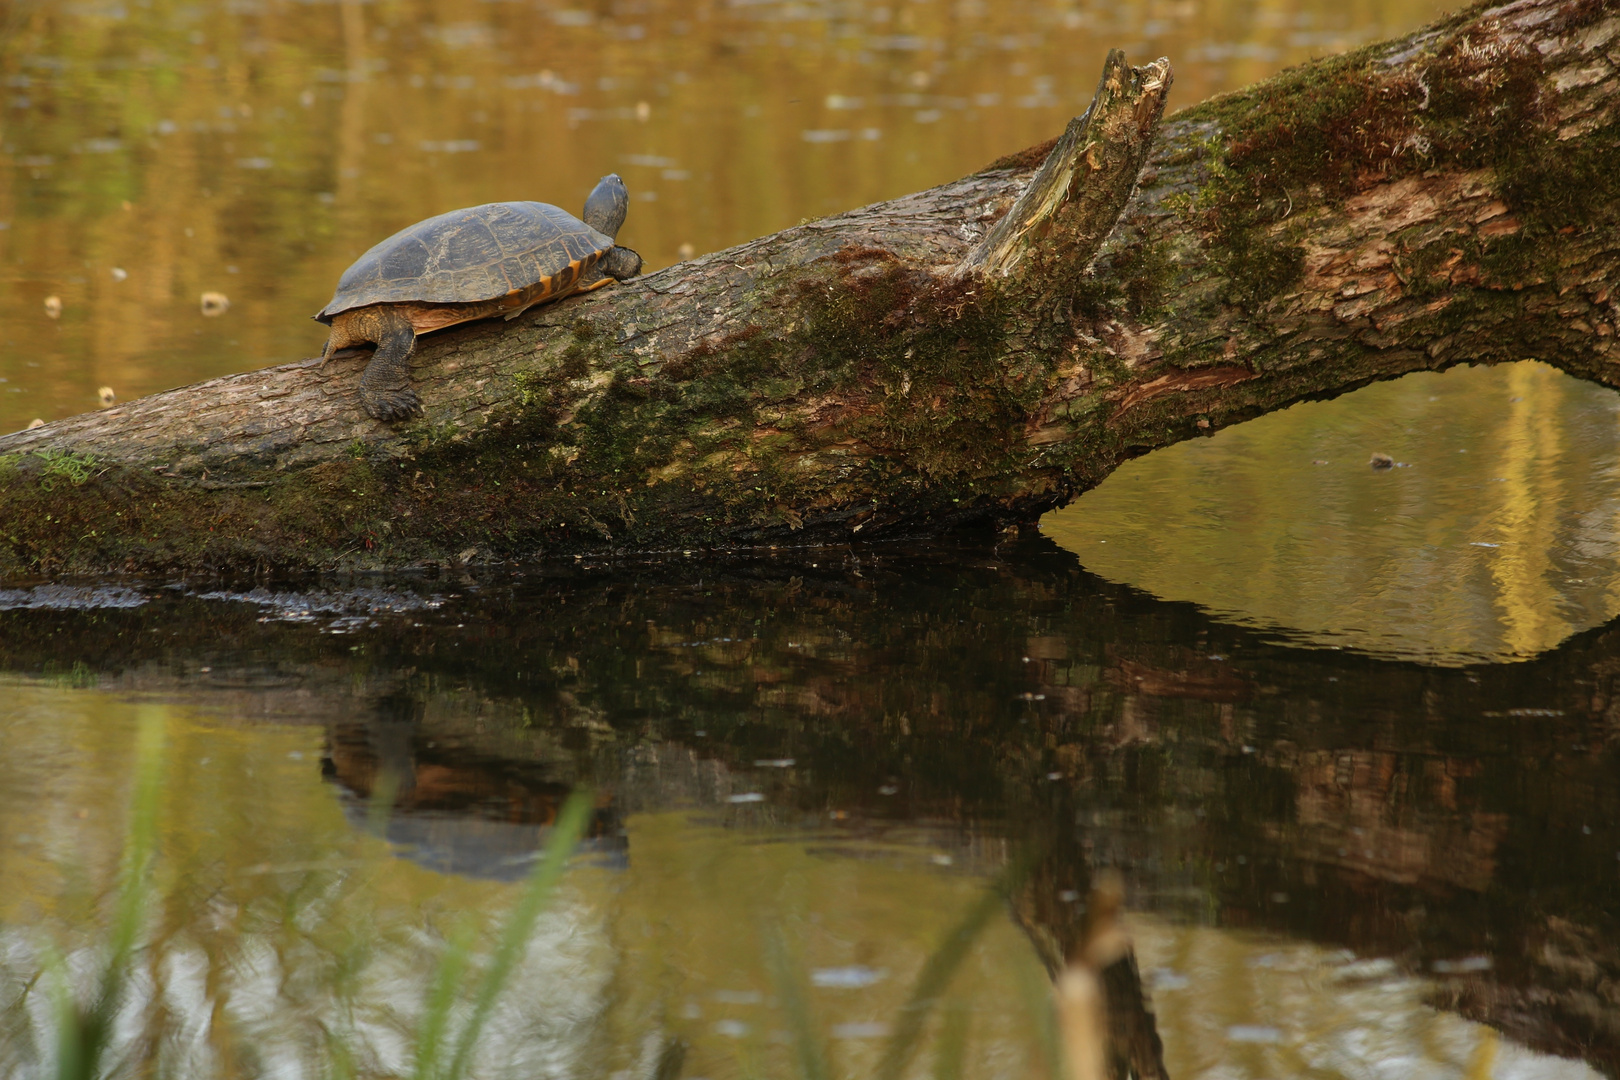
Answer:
[{"xmin": 354, "ymin": 306, "xmax": 422, "ymax": 421}]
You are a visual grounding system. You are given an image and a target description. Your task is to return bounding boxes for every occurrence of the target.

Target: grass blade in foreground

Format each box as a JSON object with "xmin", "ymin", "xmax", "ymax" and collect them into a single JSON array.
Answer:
[
  {"xmin": 763, "ymin": 926, "xmax": 831, "ymax": 1080},
  {"xmin": 412, "ymin": 921, "xmax": 475, "ymax": 1080},
  {"xmin": 875, "ymin": 855, "xmax": 1032, "ymax": 1080},
  {"xmin": 54, "ymin": 706, "xmax": 166, "ymax": 1080},
  {"xmin": 931, "ymin": 1000, "xmax": 970, "ymax": 1080},
  {"xmin": 438, "ymin": 789, "xmax": 594, "ymax": 1080}
]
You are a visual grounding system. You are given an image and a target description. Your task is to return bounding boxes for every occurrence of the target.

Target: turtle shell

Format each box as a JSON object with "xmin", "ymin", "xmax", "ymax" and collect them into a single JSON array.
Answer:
[{"xmin": 314, "ymin": 201, "xmax": 615, "ymax": 324}]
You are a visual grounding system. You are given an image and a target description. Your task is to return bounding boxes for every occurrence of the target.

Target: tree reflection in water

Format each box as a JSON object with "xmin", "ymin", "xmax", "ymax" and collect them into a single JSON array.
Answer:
[{"xmin": 0, "ymin": 537, "xmax": 1614, "ymax": 1077}]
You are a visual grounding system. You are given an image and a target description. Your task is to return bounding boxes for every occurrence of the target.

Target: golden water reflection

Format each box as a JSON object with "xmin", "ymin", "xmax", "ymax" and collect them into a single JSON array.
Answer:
[
  {"xmin": 1, "ymin": 0, "xmax": 1448, "ymax": 430},
  {"xmin": 0, "ymin": 685, "xmax": 1602, "ymax": 1078},
  {"xmin": 1045, "ymin": 362, "xmax": 1620, "ymax": 664}
]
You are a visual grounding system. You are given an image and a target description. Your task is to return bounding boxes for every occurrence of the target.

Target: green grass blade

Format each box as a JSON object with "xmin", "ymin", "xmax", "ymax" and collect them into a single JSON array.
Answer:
[
  {"xmin": 874, "ymin": 854, "xmax": 1033, "ymax": 1080},
  {"xmin": 763, "ymin": 926, "xmax": 831, "ymax": 1080},
  {"xmin": 442, "ymin": 789, "xmax": 594, "ymax": 1080},
  {"xmin": 364, "ymin": 769, "xmax": 401, "ymax": 839},
  {"xmin": 64, "ymin": 706, "xmax": 166, "ymax": 1080},
  {"xmin": 44, "ymin": 946, "xmax": 84, "ymax": 1080},
  {"xmin": 931, "ymin": 999, "xmax": 970, "ymax": 1080},
  {"xmin": 324, "ymin": 1027, "xmax": 357, "ymax": 1080},
  {"xmin": 1012, "ymin": 958, "xmax": 1063, "ymax": 1080},
  {"xmin": 412, "ymin": 920, "xmax": 476, "ymax": 1080},
  {"xmin": 650, "ymin": 1035, "xmax": 688, "ymax": 1080}
]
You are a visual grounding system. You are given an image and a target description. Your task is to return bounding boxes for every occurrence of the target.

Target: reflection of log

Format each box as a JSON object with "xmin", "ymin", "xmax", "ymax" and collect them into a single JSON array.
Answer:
[
  {"xmin": 1, "ymin": 544, "xmax": 1616, "ymax": 1072},
  {"xmin": 4, "ymin": 0, "xmax": 1619, "ymax": 574}
]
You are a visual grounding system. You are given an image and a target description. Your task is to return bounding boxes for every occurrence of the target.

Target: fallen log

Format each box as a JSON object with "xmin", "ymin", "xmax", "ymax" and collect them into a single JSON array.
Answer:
[{"xmin": 2, "ymin": 0, "xmax": 1617, "ymax": 577}]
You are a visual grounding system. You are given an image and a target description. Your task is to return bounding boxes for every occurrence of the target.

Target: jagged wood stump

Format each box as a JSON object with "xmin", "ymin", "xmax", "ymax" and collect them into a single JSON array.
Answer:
[{"xmin": 2, "ymin": 0, "xmax": 1617, "ymax": 576}]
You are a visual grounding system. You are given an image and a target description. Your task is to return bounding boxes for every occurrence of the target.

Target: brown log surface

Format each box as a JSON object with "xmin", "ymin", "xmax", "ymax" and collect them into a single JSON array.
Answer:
[{"xmin": 2, "ymin": 0, "xmax": 1617, "ymax": 576}]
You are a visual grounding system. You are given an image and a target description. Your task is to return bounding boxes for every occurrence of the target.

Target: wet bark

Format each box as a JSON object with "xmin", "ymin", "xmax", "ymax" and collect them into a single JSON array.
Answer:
[{"xmin": 2, "ymin": 0, "xmax": 1618, "ymax": 576}]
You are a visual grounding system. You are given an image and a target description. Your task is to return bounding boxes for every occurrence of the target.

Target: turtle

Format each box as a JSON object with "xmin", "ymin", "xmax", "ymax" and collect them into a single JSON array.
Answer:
[{"xmin": 315, "ymin": 173, "xmax": 643, "ymax": 421}]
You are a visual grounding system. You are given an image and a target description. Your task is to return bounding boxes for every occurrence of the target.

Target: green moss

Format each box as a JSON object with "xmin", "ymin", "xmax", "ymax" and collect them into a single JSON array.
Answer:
[
  {"xmin": 34, "ymin": 450, "xmax": 99, "ymax": 489},
  {"xmin": 1110, "ymin": 238, "xmax": 1180, "ymax": 318},
  {"xmin": 1168, "ymin": 5, "xmax": 1620, "ymax": 307},
  {"xmin": 1219, "ymin": 229, "xmax": 1304, "ymax": 306},
  {"xmin": 1390, "ymin": 231, "xmax": 1457, "ymax": 299},
  {"xmin": 333, "ymin": 245, "xmax": 1055, "ymax": 558},
  {"xmin": 1497, "ymin": 120, "xmax": 1620, "ymax": 239},
  {"xmin": 980, "ymin": 137, "xmax": 1059, "ymax": 174},
  {"xmin": 41, "ymin": 659, "xmax": 96, "ymax": 688}
]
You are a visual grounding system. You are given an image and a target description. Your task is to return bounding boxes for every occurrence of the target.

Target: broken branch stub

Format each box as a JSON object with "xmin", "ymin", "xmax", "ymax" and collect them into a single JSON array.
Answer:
[{"xmin": 957, "ymin": 51, "xmax": 1173, "ymax": 281}]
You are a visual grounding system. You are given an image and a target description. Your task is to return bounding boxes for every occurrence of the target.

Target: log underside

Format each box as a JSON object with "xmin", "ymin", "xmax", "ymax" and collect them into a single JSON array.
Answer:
[{"xmin": 2, "ymin": 0, "xmax": 1619, "ymax": 578}]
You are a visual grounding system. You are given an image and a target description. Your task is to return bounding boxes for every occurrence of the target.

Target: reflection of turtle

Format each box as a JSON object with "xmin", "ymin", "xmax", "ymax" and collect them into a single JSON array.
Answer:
[{"xmin": 315, "ymin": 174, "xmax": 642, "ymax": 421}]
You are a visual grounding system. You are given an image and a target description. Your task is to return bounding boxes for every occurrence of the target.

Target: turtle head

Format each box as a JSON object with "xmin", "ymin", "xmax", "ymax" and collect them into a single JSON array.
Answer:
[{"xmin": 583, "ymin": 173, "xmax": 629, "ymax": 239}]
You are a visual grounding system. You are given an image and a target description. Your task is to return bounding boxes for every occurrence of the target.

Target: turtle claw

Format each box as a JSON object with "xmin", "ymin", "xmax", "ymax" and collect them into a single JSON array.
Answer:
[{"xmin": 362, "ymin": 388, "xmax": 422, "ymax": 422}]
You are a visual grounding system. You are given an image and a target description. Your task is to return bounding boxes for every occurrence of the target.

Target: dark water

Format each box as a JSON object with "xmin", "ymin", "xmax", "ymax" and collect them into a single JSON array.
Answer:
[{"xmin": 1, "ymin": 539, "xmax": 1615, "ymax": 1077}]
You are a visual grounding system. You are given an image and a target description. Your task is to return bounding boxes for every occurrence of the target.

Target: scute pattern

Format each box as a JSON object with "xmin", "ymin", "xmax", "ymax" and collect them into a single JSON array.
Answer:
[{"xmin": 315, "ymin": 201, "xmax": 613, "ymax": 321}]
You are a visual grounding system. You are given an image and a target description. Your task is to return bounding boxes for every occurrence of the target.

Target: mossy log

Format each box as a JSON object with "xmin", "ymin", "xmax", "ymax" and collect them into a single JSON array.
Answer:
[{"xmin": 3, "ymin": 0, "xmax": 1619, "ymax": 577}]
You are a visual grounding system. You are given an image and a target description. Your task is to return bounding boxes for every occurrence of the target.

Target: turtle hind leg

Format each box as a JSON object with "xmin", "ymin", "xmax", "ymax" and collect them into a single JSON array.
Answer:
[{"xmin": 356, "ymin": 306, "xmax": 422, "ymax": 421}]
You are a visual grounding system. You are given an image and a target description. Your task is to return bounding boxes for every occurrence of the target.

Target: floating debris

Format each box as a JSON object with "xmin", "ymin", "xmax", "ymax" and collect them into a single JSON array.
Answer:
[
  {"xmin": 810, "ymin": 966, "xmax": 886, "ymax": 989},
  {"xmin": 110, "ymin": 267, "xmax": 128, "ymax": 282},
  {"xmin": 1369, "ymin": 453, "xmax": 1394, "ymax": 469},
  {"xmin": 43, "ymin": 295, "xmax": 62, "ymax": 319},
  {"xmin": 726, "ymin": 792, "xmax": 765, "ymax": 804},
  {"xmin": 635, "ymin": 100, "xmax": 651, "ymax": 121},
  {"xmin": 1149, "ymin": 968, "xmax": 1191, "ymax": 991},
  {"xmin": 200, "ymin": 291, "xmax": 230, "ymax": 316},
  {"xmin": 97, "ymin": 386, "xmax": 115, "ymax": 407},
  {"xmin": 1227, "ymin": 1025, "xmax": 1283, "ymax": 1044},
  {"xmin": 677, "ymin": 241, "xmax": 695, "ymax": 260},
  {"xmin": 1432, "ymin": 955, "xmax": 1493, "ymax": 974},
  {"xmin": 193, "ymin": 586, "xmax": 444, "ymax": 627},
  {"xmin": 712, "ymin": 989, "xmax": 762, "ymax": 1005},
  {"xmin": 0, "ymin": 584, "xmax": 148, "ymax": 611},
  {"xmin": 1332, "ymin": 957, "xmax": 1399, "ymax": 983},
  {"xmin": 26, "ymin": 418, "xmax": 44, "ymax": 429}
]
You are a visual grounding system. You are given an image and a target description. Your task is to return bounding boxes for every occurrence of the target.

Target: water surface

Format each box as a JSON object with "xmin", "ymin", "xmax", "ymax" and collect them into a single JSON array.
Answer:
[{"xmin": 1, "ymin": 543, "xmax": 1616, "ymax": 1076}]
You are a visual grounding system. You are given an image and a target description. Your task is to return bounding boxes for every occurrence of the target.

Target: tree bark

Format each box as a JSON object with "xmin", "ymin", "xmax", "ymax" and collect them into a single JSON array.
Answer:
[{"xmin": 2, "ymin": 0, "xmax": 1618, "ymax": 577}]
